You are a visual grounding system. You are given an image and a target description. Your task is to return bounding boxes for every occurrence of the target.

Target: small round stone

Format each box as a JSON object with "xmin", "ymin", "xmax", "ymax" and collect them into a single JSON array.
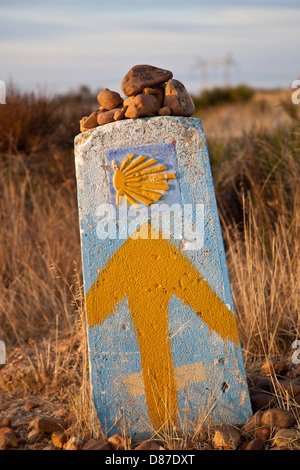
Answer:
[
  {"xmin": 97, "ymin": 88, "xmax": 122, "ymax": 110},
  {"xmin": 212, "ymin": 424, "xmax": 241, "ymax": 450},
  {"xmin": 251, "ymin": 392, "xmax": 275, "ymax": 410},
  {"xmin": 272, "ymin": 428, "xmax": 300, "ymax": 448},
  {"xmin": 163, "ymin": 79, "xmax": 195, "ymax": 117},
  {"xmin": 121, "ymin": 64, "xmax": 173, "ymax": 97},
  {"xmin": 158, "ymin": 106, "xmax": 171, "ymax": 116},
  {"xmin": 124, "ymin": 94, "xmax": 161, "ymax": 119},
  {"xmin": 261, "ymin": 408, "xmax": 296, "ymax": 429},
  {"xmin": 244, "ymin": 438, "xmax": 264, "ymax": 450}
]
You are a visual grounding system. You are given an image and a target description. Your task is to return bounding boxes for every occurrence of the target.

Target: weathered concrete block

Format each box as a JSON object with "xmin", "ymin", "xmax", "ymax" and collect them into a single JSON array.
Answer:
[{"xmin": 74, "ymin": 116, "xmax": 252, "ymax": 440}]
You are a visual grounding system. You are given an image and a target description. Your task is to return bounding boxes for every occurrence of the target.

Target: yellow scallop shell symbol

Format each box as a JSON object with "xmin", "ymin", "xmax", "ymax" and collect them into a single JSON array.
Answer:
[{"xmin": 112, "ymin": 154, "xmax": 176, "ymax": 206}]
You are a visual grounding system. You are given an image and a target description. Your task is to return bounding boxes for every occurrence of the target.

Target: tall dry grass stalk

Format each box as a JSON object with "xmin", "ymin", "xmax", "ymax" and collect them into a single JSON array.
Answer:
[
  {"xmin": 223, "ymin": 197, "xmax": 300, "ymax": 368},
  {"xmin": 219, "ymin": 126, "xmax": 300, "ymax": 369},
  {"xmin": 197, "ymin": 89, "xmax": 298, "ymax": 144},
  {"xmin": 0, "ymin": 152, "xmax": 82, "ymax": 350},
  {"xmin": 62, "ymin": 274, "xmax": 104, "ymax": 440}
]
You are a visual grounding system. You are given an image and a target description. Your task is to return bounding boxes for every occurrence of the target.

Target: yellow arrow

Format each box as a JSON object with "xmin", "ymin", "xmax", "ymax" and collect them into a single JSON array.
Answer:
[{"xmin": 86, "ymin": 223, "xmax": 239, "ymax": 431}]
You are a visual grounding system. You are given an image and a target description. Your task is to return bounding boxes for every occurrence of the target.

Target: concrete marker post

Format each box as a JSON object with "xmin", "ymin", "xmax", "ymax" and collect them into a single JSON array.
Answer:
[{"xmin": 74, "ymin": 116, "xmax": 252, "ymax": 440}]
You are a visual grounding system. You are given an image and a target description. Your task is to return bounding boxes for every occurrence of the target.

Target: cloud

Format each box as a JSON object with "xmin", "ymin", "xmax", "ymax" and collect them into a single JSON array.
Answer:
[{"xmin": 1, "ymin": 1, "xmax": 300, "ymax": 93}]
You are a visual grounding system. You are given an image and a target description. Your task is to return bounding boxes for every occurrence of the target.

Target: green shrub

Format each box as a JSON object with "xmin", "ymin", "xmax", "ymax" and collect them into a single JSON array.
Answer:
[{"xmin": 192, "ymin": 85, "xmax": 254, "ymax": 110}]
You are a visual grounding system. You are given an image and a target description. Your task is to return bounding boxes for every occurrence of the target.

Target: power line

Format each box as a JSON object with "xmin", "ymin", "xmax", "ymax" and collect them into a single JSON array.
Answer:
[{"xmin": 194, "ymin": 55, "xmax": 236, "ymax": 89}]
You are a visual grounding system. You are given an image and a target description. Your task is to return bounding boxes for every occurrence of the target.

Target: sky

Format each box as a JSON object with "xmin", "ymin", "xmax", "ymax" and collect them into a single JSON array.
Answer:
[{"xmin": 0, "ymin": 0, "xmax": 299, "ymax": 97}]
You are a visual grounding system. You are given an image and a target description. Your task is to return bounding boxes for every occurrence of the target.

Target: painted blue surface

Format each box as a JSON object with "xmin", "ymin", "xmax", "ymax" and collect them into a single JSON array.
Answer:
[
  {"xmin": 88, "ymin": 298, "xmax": 149, "ymax": 437},
  {"xmin": 105, "ymin": 142, "xmax": 182, "ymax": 211},
  {"xmin": 75, "ymin": 117, "xmax": 252, "ymax": 439}
]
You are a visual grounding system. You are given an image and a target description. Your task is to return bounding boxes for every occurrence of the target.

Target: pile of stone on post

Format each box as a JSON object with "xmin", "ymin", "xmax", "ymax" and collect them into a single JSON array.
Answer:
[{"xmin": 79, "ymin": 64, "xmax": 195, "ymax": 132}]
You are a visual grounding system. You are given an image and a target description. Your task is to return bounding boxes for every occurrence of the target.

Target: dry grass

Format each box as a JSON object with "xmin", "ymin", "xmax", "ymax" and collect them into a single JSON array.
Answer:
[
  {"xmin": 196, "ymin": 89, "xmax": 298, "ymax": 143},
  {"xmin": 0, "ymin": 86, "xmax": 299, "ymax": 440},
  {"xmin": 0, "ymin": 153, "xmax": 81, "ymax": 348},
  {"xmin": 224, "ymin": 194, "xmax": 300, "ymax": 368}
]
